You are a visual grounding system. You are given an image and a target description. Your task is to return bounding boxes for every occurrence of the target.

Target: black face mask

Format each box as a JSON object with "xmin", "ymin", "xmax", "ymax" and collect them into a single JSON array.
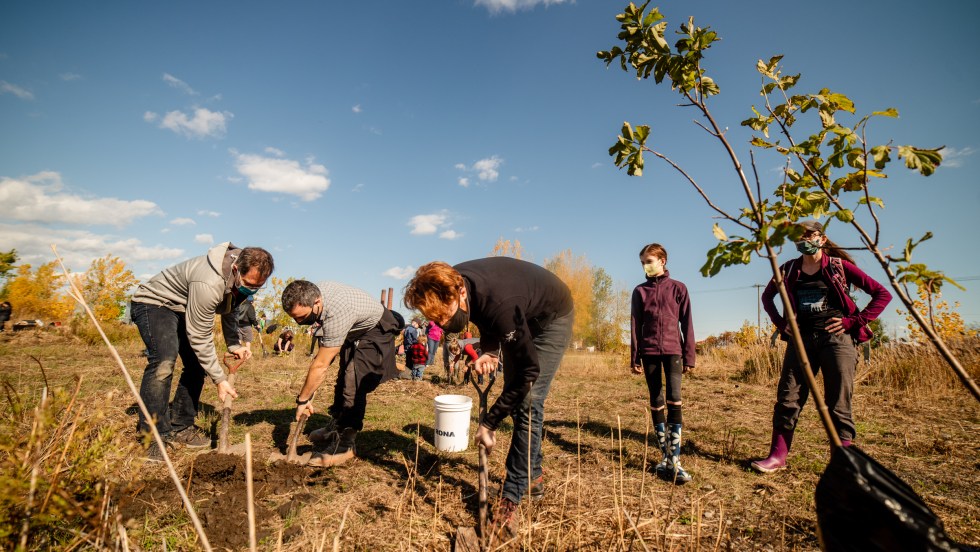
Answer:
[
  {"xmin": 296, "ymin": 305, "xmax": 319, "ymax": 326},
  {"xmin": 442, "ymin": 301, "xmax": 470, "ymax": 334}
]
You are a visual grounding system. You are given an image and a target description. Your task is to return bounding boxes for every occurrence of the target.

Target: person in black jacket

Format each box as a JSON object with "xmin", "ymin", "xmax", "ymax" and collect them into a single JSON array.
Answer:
[
  {"xmin": 236, "ymin": 296, "xmax": 259, "ymax": 352},
  {"xmin": 404, "ymin": 258, "xmax": 573, "ymax": 539},
  {"xmin": 0, "ymin": 301, "xmax": 11, "ymax": 332}
]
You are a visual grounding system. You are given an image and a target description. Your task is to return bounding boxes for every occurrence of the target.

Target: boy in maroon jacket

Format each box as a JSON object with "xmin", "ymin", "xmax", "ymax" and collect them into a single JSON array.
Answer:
[{"xmin": 630, "ymin": 243, "xmax": 696, "ymax": 484}]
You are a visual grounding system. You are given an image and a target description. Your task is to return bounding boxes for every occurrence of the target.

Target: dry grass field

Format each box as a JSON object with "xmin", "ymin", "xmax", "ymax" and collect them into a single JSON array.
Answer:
[{"xmin": 1, "ymin": 326, "xmax": 978, "ymax": 551}]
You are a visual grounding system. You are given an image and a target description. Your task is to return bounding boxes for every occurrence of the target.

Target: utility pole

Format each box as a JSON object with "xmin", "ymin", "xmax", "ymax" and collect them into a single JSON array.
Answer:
[{"xmin": 753, "ymin": 284, "xmax": 764, "ymax": 341}]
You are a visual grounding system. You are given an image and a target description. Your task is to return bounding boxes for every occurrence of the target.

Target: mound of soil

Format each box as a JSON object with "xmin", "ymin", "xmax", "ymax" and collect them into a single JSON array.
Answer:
[{"xmin": 117, "ymin": 453, "xmax": 320, "ymax": 550}]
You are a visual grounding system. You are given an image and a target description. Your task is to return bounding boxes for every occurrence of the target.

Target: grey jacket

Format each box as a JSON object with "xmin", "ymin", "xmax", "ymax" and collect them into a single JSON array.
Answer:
[{"xmin": 132, "ymin": 242, "xmax": 243, "ymax": 384}]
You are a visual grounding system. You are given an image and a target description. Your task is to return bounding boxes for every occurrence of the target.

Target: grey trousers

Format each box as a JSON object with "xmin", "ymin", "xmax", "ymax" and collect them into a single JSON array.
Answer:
[{"xmin": 772, "ymin": 331, "xmax": 858, "ymax": 441}]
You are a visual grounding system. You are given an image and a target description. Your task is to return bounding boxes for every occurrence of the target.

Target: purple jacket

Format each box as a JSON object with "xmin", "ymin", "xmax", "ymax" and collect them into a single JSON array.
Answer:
[
  {"xmin": 762, "ymin": 255, "xmax": 891, "ymax": 344},
  {"xmin": 630, "ymin": 270, "xmax": 696, "ymax": 367}
]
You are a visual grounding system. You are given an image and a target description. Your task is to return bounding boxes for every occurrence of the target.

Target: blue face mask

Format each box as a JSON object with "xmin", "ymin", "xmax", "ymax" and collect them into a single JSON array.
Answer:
[
  {"xmin": 234, "ymin": 265, "xmax": 261, "ymax": 296},
  {"xmin": 238, "ymin": 284, "xmax": 259, "ymax": 297}
]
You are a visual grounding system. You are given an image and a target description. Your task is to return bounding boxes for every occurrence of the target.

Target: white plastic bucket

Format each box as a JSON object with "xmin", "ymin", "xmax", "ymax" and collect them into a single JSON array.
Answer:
[{"xmin": 433, "ymin": 394, "xmax": 473, "ymax": 452}]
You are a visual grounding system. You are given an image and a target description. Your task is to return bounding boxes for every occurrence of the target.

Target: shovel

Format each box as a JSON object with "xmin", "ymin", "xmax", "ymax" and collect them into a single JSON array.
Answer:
[
  {"xmin": 455, "ymin": 367, "xmax": 496, "ymax": 552},
  {"xmin": 268, "ymin": 413, "xmax": 313, "ymax": 465},
  {"xmin": 218, "ymin": 353, "xmax": 248, "ymax": 455}
]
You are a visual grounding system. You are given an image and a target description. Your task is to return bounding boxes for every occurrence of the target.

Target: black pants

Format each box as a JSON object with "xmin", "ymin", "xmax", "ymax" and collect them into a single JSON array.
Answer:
[
  {"xmin": 329, "ymin": 309, "xmax": 400, "ymax": 431},
  {"xmin": 642, "ymin": 354, "xmax": 683, "ymax": 419}
]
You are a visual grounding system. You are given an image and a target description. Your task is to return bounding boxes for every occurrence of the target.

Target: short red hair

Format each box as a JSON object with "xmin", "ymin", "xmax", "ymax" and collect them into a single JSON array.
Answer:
[{"xmin": 403, "ymin": 261, "xmax": 465, "ymax": 323}]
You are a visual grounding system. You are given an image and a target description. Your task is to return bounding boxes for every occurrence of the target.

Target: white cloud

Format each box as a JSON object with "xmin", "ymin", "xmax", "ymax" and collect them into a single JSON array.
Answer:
[
  {"xmin": 408, "ymin": 213, "xmax": 447, "ymax": 235},
  {"xmin": 0, "ymin": 172, "xmax": 161, "ymax": 227},
  {"xmin": 439, "ymin": 230, "xmax": 462, "ymax": 240},
  {"xmin": 163, "ymin": 73, "xmax": 198, "ymax": 96},
  {"xmin": 351, "ymin": 183, "xmax": 364, "ymax": 192},
  {"xmin": 231, "ymin": 150, "xmax": 330, "ymax": 201},
  {"xmin": 515, "ymin": 226, "xmax": 539, "ymax": 232},
  {"xmin": 940, "ymin": 146, "xmax": 975, "ymax": 168},
  {"xmin": 475, "ymin": 0, "xmax": 571, "ymax": 14},
  {"xmin": 197, "ymin": 210, "xmax": 221, "ymax": 217},
  {"xmin": 264, "ymin": 147, "xmax": 285, "ymax": 157},
  {"xmin": 473, "ymin": 156, "xmax": 503, "ymax": 181},
  {"xmin": 158, "ymin": 108, "xmax": 231, "ymax": 139},
  {"xmin": 456, "ymin": 155, "xmax": 503, "ymax": 185},
  {"xmin": 591, "ymin": 162, "xmax": 602, "ymax": 169},
  {"xmin": 0, "ymin": 221, "xmax": 184, "ymax": 271},
  {"xmin": 170, "ymin": 217, "xmax": 195, "ymax": 226},
  {"xmin": 143, "ymin": 111, "xmax": 158, "ymax": 122},
  {"xmin": 383, "ymin": 266, "xmax": 417, "ymax": 279},
  {"xmin": 0, "ymin": 80, "xmax": 34, "ymax": 100},
  {"xmin": 194, "ymin": 233, "xmax": 214, "ymax": 244},
  {"xmin": 352, "ymin": 104, "xmax": 362, "ymax": 113},
  {"xmin": 60, "ymin": 73, "xmax": 82, "ymax": 81}
]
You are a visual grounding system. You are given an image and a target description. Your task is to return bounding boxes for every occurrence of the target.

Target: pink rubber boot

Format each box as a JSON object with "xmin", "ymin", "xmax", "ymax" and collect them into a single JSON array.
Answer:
[{"xmin": 751, "ymin": 429, "xmax": 793, "ymax": 473}]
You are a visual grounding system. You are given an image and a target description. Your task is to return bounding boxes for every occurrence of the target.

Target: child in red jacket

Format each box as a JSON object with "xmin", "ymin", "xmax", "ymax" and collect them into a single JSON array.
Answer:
[
  {"xmin": 630, "ymin": 243, "xmax": 696, "ymax": 484},
  {"xmin": 407, "ymin": 335, "xmax": 429, "ymax": 381}
]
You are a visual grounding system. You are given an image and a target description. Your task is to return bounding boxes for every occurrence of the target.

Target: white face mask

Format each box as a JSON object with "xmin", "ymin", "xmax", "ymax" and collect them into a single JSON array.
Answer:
[{"xmin": 643, "ymin": 260, "xmax": 664, "ymax": 278}]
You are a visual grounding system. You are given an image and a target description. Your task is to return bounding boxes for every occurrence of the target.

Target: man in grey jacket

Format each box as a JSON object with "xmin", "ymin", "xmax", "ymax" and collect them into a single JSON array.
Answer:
[{"xmin": 131, "ymin": 242, "xmax": 274, "ymax": 461}]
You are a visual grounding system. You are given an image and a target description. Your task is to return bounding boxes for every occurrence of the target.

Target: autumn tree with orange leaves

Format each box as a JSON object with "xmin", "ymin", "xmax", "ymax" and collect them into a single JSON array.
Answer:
[{"xmin": 2, "ymin": 261, "xmax": 75, "ymax": 321}]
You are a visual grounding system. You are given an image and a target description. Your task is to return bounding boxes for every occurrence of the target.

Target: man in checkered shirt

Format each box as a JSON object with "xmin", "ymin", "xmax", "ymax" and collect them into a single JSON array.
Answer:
[{"xmin": 282, "ymin": 280, "xmax": 404, "ymax": 467}]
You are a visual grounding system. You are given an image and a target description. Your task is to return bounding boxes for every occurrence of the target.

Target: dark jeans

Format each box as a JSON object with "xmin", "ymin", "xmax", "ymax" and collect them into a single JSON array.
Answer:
[
  {"xmin": 502, "ymin": 309, "xmax": 574, "ymax": 504},
  {"xmin": 641, "ymin": 354, "xmax": 683, "ymax": 420},
  {"xmin": 773, "ymin": 331, "xmax": 858, "ymax": 441},
  {"xmin": 131, "ymin": 301, "xmax": 206, "ymax": 439},
  {"xmin": 329, "ymin": 310, "xmax": 399, "ymax": 431}
]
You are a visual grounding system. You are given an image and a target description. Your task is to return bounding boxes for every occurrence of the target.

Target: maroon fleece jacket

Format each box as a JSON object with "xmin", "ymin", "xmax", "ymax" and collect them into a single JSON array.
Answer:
[
  {"xmin": 762, "ymin": 254, "xmax": 891, "ymax": 344},
  {"xmin": 630, "ymin": 270, "xmax": 696, "ymax": 368}
]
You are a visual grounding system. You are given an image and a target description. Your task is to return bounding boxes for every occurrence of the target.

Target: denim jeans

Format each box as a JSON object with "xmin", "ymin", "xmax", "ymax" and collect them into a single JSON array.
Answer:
[
  {"xmin": 773, "ymin": 331, "xmax": 858, "ymax": 441},
  {"xmin": 132, "ymin": 301, "xmax": 206, "ymax": 439},
  {"xmin": 502, "ymin": 309, "xmax": 573, "ymax": 504},
  {"xmin": 426, "ymin": 337, "xmax": 440, "ymax": 366}
]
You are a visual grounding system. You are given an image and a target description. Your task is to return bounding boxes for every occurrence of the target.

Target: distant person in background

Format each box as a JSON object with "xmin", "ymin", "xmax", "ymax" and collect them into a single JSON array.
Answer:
[
  {"xmin": 236, "ymin": 295, "xmax": 259, "ymax": 353},
  {"xmin": 407, "ymin": 335, "xmax": 429, "ymax": 381},
  {"xmin": 0, "ymin": 301, "xmax": 11, "ymax": 332},
  {"xmin": 274, "ymin": 329, "xmax": 295, "ymax": 355},
  {"xmin": 131, "ymin": 243, "xmax": 274, "ymax": 462},
  {"xmin": 630, "ymin": 243, "xmax": 696, "ymax": 485},
  {"xmin": 752, "ymin": 221, "xmax": 892, "ymax": 474},
  {"xmin": 404, "ymin": 258, "xmax": 573, "ymax": 539},
  {"xmin": 425, "ymin": 320, "xmax": 443, "ymax": 367},
  {"xmin": 403, "ymin": 319, "xmax": 420, "ymax": 352}
]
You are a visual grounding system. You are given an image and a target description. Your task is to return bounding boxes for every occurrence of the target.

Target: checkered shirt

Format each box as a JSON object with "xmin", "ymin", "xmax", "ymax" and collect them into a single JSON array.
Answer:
[{"xmin": 312, "ymin": 281, "xmax": 384, "ymax": 348}]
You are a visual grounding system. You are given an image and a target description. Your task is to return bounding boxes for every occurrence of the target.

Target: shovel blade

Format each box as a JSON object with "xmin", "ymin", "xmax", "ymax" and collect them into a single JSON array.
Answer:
[{"xmin": 268, "ymin": 450, "xmax": 313, "ymax": 465}]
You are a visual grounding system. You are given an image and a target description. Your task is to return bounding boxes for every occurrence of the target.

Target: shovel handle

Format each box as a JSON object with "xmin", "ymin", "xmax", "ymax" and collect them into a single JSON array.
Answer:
[
  {"xmin": 218, "ymin": 372, "xmax": 237, "ymax": 453},
  {"xmin": 286, "ymin": 413, "xmax": 308, "ymax": 463},
  {"xmin": 478, "ymin": 442, "xmax": 489, "ymax": 539},
  {"xmin": 223, "ymin": 352, "xmax": 247, "ymax": 374}
]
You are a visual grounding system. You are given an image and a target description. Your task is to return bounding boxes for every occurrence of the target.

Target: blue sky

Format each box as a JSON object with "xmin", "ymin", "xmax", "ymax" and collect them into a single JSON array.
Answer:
[{"xmin": 1, "ymin": 0, "xmax": 977, "ymax": 339}]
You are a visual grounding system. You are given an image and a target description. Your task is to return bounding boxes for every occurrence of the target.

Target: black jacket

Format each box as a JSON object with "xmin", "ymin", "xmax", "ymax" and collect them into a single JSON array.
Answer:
[{"xmin": 455, "ymin": 257, "xmax": 573, "ymax": 430}]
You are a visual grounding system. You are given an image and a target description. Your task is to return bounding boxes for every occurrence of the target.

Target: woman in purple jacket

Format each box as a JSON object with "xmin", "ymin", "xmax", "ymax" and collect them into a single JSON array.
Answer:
[
  {"xmin": 631, "ymin": 243, "xmax": 696, "ymax": 484},
  {"xmin": 752, "ymin": 221, "xmax": 891, "ymax": 473}
]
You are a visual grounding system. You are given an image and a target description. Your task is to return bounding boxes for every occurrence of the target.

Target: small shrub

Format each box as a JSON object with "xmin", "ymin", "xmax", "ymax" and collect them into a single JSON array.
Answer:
[
  {"xmin": 69, "ymin": 317, "xmax": 142, "ymax": 347},
  {"xmin": 0, "ymin": 377, "xmax": 133, "ymax": 550}
]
